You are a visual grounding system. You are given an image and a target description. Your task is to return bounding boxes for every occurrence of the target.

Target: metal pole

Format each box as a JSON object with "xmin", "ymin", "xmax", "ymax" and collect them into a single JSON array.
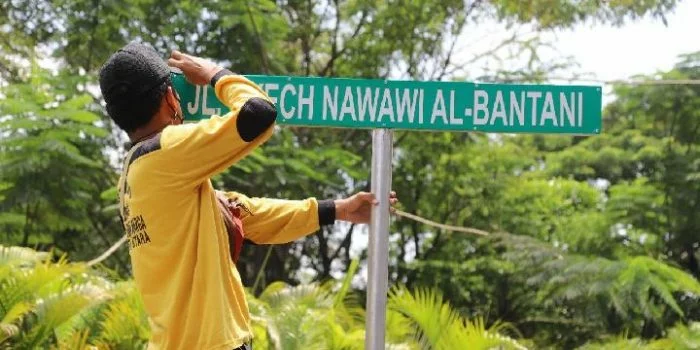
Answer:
[{"xmin": 365, "ymin": 128, "xmax": 393, "ymax": 350}]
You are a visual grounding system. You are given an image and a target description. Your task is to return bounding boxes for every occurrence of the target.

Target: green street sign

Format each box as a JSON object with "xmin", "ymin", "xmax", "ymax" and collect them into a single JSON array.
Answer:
[{"xmin": 172, "ymin": 74, "xmax": 602, "ymax": 135}]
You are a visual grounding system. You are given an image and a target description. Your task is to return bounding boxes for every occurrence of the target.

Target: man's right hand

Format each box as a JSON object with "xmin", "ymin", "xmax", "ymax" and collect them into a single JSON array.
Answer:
[
  {"xmin": 335, "ymin": 191, "xmax": 398, "ymax": 224},
  {"xmin": 168, "ymin": 50, "xmax": 221, "ymax": 86}
]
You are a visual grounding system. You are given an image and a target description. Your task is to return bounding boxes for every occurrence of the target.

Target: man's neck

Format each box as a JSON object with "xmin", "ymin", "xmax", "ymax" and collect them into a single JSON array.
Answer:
[{"xmin": 129, "ymin": 121, "xmax": 168, "ymax": 144}]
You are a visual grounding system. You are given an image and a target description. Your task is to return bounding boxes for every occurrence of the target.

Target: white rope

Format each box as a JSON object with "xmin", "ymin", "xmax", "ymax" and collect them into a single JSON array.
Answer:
[
  {"xmin": 87, "ymin": 235, "xmax": 127, "ymax": 267},
  {"xmin": 598, "ymin": 79, "xmax": 700, "ymax": 86},
  {"xmin": 393, "ymin": 209, "xmax": 489, "ymax": 236},
  {"xmin": 503, "ymin": 77, "xmax": 700, "ymax": 86},
  {"xmin": 85, "ymin": 209, "xmax": 489, "ymax": 265}
]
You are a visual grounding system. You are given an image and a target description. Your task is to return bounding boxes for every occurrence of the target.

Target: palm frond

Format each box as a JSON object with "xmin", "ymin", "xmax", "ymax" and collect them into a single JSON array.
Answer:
[
  {"xmin": 0, "ymin": 245, "xmax": 49, "ymax": 267},
  {"xmin": 388, "ymin": 285, "xmax": 527, "ymax": 350},
  {"xmin": 94, "ymin": 282, "xmax": 150, "ymax": 349},
  {"xmin": 17, "ymin": 291, "xmax": 93, "ymax": 348},
  {"xmin": 496, "ymin": 232, "xmax": 700, "ymax": 335},
  {"xmin": 53, "ymin": 329, "xmax": 92, "ymax": 350},
  {"xmin": 452, "ymin": 318, "xmax": 528, "ymax": 350},
  {"xmin": 649, "ymin": 321, "xmax": 700, "ymax": 350},
  {"xmin": 334, "ymin": 259, "xmax": 359, "ymax": 308},
  {"xmin": 388, "ymin": 286, "xmax": 459, "ymax": 348},
  {"xmin": 577, "ymin": 336, "xmax": 649, "ymax": 350}
]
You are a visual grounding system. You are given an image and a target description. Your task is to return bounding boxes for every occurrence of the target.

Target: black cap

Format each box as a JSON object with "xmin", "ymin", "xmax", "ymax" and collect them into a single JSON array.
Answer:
[{"xmin": 99, "ymin": 42, "xmax": 170, "ymax": 108}]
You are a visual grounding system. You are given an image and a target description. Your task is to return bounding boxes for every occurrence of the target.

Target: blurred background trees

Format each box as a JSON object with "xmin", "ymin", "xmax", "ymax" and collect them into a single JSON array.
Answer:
[{"xmin": 1, "ymin": 0, "xmax": 699, "ymax": 348}]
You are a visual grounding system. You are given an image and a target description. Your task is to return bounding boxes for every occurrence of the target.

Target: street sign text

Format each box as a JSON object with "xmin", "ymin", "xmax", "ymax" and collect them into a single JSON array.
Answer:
[{"xmin": 173, "ymin": 75, "xmax": 602, "ymax": 134}]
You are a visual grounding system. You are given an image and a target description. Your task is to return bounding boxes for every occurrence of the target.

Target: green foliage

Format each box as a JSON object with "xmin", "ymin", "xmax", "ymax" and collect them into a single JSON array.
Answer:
[
  {"xmin": 652, "ymin": 322, "xmax": 700, "ymax": 350},
  {"xmin": 501, "ymin": 233, "xmax": 700, "ymax": 326},
  {"xmin": 388, "ymin": 286, "xmax": 526, "ymax": 350},
  {"xmin": 0, "ymin": 247, "xmax": 530, "ymax": 349},
  {"xmin": 0, "ymin": 63, "xmax": 127, "ymax": 269},
  {"xmin": 396, "ymin": 52, "xmax": 700, "ymax": 348},
  {"xmin": 91, "ymin": 282, "xmax": 150, "ymax": 350},
  {"xmin": 0, "ymin": 245, "xmax": 150, "ymax": 349},
  {"xmin": 498, "ymin": 178, "xmax": 602, "ymax": 243},
  {"xmin": 248, "ymin": 259, "xmax": 527, "ymax": 350},
  {"xmin": 543, "ymin": 53, "xmax": 700, "ymax": 275},
  {"xmin": 492, "ymin": 0, "xmax": 678, "ymax": 29},
  {"xmin": 0, "ymin": 246, "xmax": 100, "ymax": 348},
  {"xmin": 1, "ymin": 0, "xmax": 696, "ymax": 348},
  {"xmin": 579, "ymin": 322, "xmax": 700, "ymax": 350}
]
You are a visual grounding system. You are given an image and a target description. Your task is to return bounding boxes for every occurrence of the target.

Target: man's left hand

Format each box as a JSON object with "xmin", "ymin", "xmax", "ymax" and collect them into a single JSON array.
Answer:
[{"xmin": 335, "ymin": 191, "xmax": 398, "ymax": 224}]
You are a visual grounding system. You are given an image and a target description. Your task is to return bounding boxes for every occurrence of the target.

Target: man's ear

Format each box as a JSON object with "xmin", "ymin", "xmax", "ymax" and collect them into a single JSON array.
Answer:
[
  {"xmin": 165, "ymin": 86, "xmax": 181, "ymax": 111},
  {"xmin": 170, "ymin": 85, "xmax": 181, "ymax": 102},
  {"xmin": 163, "ymin": 86, "xmax": 184, "ymax": 123}
]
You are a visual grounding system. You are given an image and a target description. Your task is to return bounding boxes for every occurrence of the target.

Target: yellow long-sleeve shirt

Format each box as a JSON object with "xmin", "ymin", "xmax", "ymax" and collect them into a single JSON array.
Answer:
[{"xmin": 117, "ymin": 74, "xmax": 327, "ymax": 349}]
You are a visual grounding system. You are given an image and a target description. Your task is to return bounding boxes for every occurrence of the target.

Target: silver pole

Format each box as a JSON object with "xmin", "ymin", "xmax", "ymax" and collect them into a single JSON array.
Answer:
[{"xmin": 365, "ymin": 128, "xmax": 393, "ymax": 350}]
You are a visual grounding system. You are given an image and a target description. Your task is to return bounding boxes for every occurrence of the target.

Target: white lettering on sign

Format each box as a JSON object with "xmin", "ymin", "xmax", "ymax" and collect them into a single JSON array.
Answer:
[
  {"xmin": 490, "ymin": 91, "xmax": 506, "ymax": 126},
  {"xmin": 541, "ymin": 92, "xmax": 557, "ymax": 126},
  {"xmin": 578, "ymin": 92, "xmax": 583, "ymax": 127},
  {"xmin": 186, "ymin": 85, "xmax": 221, "ymax": 116},
  {"xmin": 473, "ymin": 90, "xmax": 489, "ymax": 125},
  {"xmin": 527, "ymin": 91, "xmax": 542, "ymax": 126},
  {"xmin": 510, "ymin": 91, "xmax": 525, "ymax": 126},
  {"xmin": 261, "ymin": 83, "xmax": 279, "ymax": 105},
  {"xmin": 201, "ymin": 86, "xmax": 220, "ymax": 116},
  {"xmin": 263, "ymin": 83, "xmax": 314, "ymax": 120},
  {"xmin": 299, "ymin": 85, "xmax": 314, "ymax": 120},
  {"xmin": 323, "ymin": 86, "xmax": 338, "ymax": 121},
  {"xmin": 431, "ymin": 89, "xmax": 448, "ymax": 125},
  {"xmin": 174, "ymin": 74, "xmax": 598, "ymax": 133},
  {"xmin": 357, "ymin": 87, "xmax": 380, "ymax": 122},
  {"xmin": 378, "ymin": 88, "xmax": 395, "ymax": 123},
  {"xmin": 187, "ymin": 85, "xmax": 201, "ymax": 115},
  {"xmin": 449, "ymin": 90, "xmax": 462, "ymax": 125},
  {"xmin": 395, "ymin": 89, "xmax": 421, "ymax": 124},
  {"xmin": 560, "ymin": 92, "xmax": 575, "ymax": 126},
  {"xmin": 280, "ymin": 84, "xmax": 296, "ymax": 119},
  {"xmin": 340, "ymin": 86, "xmax": 355, "ymax": 121},
  {"xmin": 182, "ymin": 79, "xmax": 590, "ymax": 132},
  {"xmin": 471, "ymin": 89, "xmax": 584, "ymax": 128}
]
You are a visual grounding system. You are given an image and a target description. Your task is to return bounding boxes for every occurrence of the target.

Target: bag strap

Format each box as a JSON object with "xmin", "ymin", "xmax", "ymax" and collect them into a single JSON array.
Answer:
[
  {"xmin": 117, "ymin": 139, "xmax": 150, "ymax": 223},
  {"xmin": 215, "ymin": 191, "xmax": 247, "ymax": 263}
]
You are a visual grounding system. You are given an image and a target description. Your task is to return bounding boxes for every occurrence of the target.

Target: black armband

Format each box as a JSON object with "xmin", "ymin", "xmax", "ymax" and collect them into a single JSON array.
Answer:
[
  {"xmin": 318, "ymin": 200, "xmax": 336, "ymax": 226},
  {"xmin": 237, "ymin": 98, "xmax": 277, "ymax": 142},
  {"xmin": 210, "ymin": 68, "xmax": 235, "ymax": 87}
]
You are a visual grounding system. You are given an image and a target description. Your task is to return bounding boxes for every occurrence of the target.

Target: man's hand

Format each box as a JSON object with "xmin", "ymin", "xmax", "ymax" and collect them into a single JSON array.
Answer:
[
  {"xmin": 167, "ymin": 50, "xmax": 221, "ymax": 85},
  {"xmin": 335, "ymin": 191, "xmax": 398, "ymax": 224}
]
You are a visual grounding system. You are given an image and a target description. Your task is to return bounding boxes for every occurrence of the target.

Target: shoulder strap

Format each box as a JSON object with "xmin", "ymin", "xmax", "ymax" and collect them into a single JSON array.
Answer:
[
  {"xmin": 215, "ymin": 191, "xmax": 246, "ymax": 263},
  {"xmin": 117, "ymin": 137, "xmax": 153, "ymax": 222}
]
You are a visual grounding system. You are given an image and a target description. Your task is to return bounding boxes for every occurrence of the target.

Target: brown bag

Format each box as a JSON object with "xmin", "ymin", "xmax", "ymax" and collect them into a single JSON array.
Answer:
[{"xmin": 215, "ymin": 192, "xmax": 246, "ymax": 263}]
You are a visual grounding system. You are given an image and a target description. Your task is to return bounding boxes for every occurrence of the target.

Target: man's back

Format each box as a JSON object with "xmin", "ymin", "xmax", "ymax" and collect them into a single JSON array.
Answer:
[{"xmin": 118, "ymin": 74, "xmax": 277, "ymax": 349}]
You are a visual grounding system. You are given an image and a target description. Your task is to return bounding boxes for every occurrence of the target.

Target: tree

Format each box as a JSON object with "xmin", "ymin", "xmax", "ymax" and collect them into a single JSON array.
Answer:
[
  {"xmin": 2, "ymin": 0, "xmax": 682, "ymax": 285},
  {"xmin": 396, "ymin": 53, "xmax": 700, "ymax": 347},
  {"xmin": 3, "ymin": 2, "xmax": 697, "ymax": 348},
  {"xmin": 546, "ymin": 52, "xmax": 700, "ymax": 277},
  {"xmin": 0, "ymin": 64, "xmax": 127, "ymax": 269}
]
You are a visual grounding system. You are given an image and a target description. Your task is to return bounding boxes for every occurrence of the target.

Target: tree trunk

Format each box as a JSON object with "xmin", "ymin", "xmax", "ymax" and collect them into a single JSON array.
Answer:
[
  {"xmin": 687, "ymin": 245, "xmax": 699, "ymax": 278},
  {"xmin": 21, "ymin": 202, "xmax": 31, "ymax": 246}
]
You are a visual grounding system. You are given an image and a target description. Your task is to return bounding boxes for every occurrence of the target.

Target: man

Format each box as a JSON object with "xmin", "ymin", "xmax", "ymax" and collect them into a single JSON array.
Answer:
[{"xmin": 98, "ymin": 42, "xmax": 396, "ymax": 350}]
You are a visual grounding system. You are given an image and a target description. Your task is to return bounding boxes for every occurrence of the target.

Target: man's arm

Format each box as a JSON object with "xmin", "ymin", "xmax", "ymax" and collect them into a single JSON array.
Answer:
[
  {"xmin": 220, "ymin": 191, "xmax": 398, "ymax": 244},
  {"xmin": 161, "ymin": 52, "xmax": 276, "ymax": 185},
  {"xmin": 220, "ymin": 191, "xmax": 334, "ymax": 244}
]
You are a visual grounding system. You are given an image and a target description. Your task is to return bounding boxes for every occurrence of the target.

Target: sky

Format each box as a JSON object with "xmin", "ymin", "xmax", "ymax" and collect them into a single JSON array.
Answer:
[
  {"xmin": 449, "ymin": 0, "xmax": 699, "ymax": 105},
  {"xmin": 552, "ymin": 0, "xmax": 699, "ymax": 83}
]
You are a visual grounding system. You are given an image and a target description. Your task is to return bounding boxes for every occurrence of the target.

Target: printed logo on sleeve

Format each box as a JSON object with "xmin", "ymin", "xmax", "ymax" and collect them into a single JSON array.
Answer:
[
  {"xmin": 125, "ymin": 214, "xmax": 151, "ymax": 250},
  {"xmin": 120, "ymin": 179, "xmax": 151, "ymax": 250}
]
